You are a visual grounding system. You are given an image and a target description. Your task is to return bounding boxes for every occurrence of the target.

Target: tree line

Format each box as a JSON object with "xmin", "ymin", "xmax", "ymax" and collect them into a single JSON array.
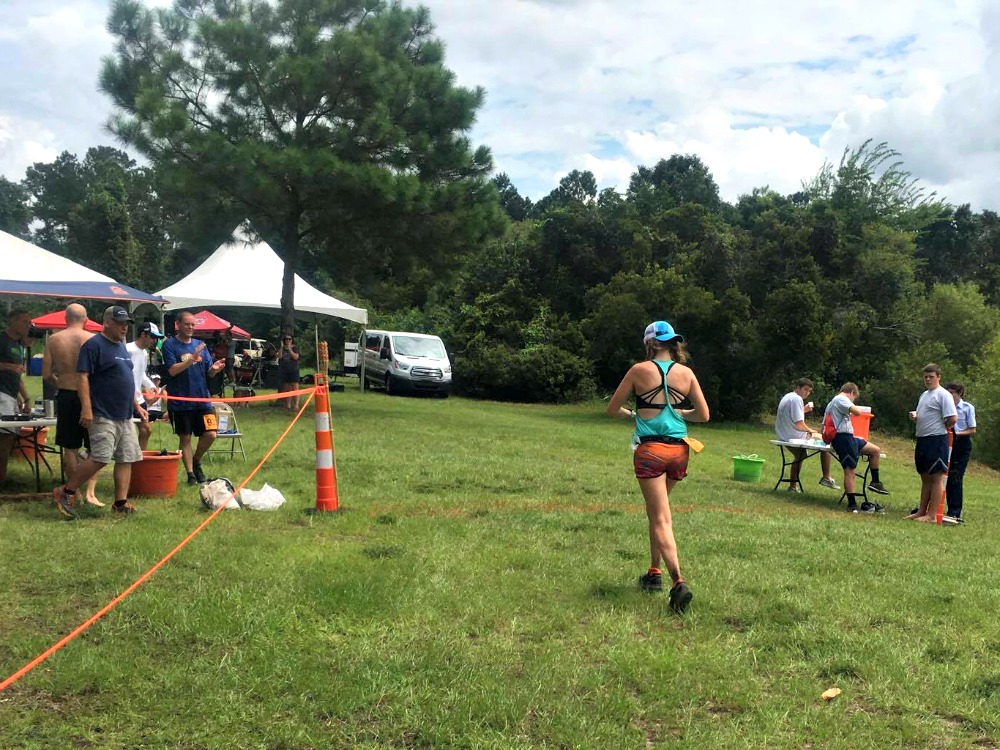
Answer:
[{"xmin": 3, "ymin": 0, "xmax": 1000, "ymax": 467}]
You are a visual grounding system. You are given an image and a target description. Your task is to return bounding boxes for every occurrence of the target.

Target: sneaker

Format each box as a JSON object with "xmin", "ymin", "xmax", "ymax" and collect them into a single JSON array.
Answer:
[
  {"xmin": 638, "ymin": 571, "xmax": 663, "ymax": 593},
  {"xmin": 857, "ymin": 501, "xmax": 883, "ymax": 514},
  {"xmin": 669, "ymin": 581, "xmax": 693, "ymax": 614},
  {"xmin": 193, "ymin": 462, "xmax": 207, "ymax": 483},
  {"xmin": 819, "ymin": 477, "xmax": 840, "ymax": 490},
  {"xmin": 868, "ymin": 481, "xmax": 889, "ymax": 495},
  {"xmin": 787, "ymin": 484, "xmax": 803, "ymax": 493},
  {"xmin": 111, "ymin": 501, "xmax": 137, "ymax": 514},
  {"xmin": 187, "ymin": 472, "xmax": 199, "ymax": 485},
  {"xmin": 52, "ymin": 486, "xmax": 77, "ymax": 520}
]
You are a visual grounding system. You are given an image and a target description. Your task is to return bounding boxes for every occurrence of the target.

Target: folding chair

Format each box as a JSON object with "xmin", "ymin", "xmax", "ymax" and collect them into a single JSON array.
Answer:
[
  {"xmin": 232, "ymin": 355, "xmax": 259, "ymax": 406},
  {"xmin": 207, "ymin": 402, "xmax": 246, "ymax": 461}
]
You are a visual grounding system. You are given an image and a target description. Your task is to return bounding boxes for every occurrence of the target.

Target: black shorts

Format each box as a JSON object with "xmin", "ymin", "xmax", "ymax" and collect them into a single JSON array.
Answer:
[
  {"xmin": 831, "ymin": 432, "xmax": 866, "ymax": 470},
  {"xmin": 55, "ymin": 389, "xmax": 89, "ymax": 450},
  {"xmin": 170, "ymin": 409, "xmax": 217, "ymax": 437},
  {"xmin": 915, "ymin": 434, "xmax": 949, "ymax": 475}
]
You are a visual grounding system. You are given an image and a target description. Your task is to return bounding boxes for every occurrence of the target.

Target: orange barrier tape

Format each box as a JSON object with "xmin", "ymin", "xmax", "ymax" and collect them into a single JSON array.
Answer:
[
  {"xmin": 0, "ymin": 388, "xmax": 318, "ymax": 693},
  {"xmin": 142, "ymin": 387, "xmax": 316, "ymax": 405}
]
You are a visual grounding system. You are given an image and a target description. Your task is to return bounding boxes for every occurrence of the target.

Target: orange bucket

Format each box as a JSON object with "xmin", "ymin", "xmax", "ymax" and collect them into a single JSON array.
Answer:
[
  {"xmin": 128, "ymin": 450, "xmax": 181, "ymax": 498},
  {"xmin": 850, "ymin": 412, "xmax": 873, "ymax": 440},
  {"xmin": 13, "ymin": 426, "xmax": 48, "ymax": 463}
]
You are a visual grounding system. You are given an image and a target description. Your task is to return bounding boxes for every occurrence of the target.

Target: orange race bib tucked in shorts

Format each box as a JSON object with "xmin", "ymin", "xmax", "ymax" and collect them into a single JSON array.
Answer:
[{"xmin": 633, "ymin": 440, "xmax": 689, "ymax": 480}]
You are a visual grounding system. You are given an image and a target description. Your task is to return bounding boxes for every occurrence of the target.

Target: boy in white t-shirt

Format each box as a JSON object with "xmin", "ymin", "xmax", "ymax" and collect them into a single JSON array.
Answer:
[
  {"xmin": 906, "ymin": 364, "xmax": 957, "ymax": 522},
  {"xmin": 774, "ymin": 377, "xmax": 837, "ymax": 492}
]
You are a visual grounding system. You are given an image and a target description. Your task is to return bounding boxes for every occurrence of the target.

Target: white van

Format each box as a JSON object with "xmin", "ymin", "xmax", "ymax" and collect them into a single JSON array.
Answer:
[{"xmin": 360, "ymin": 330, "xmax": 452, "ymax": 397}]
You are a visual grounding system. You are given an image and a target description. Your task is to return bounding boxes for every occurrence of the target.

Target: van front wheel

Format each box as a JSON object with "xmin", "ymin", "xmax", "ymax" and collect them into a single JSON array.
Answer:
[{"xmin": 384, "ymin": 373, "xmax": 395, "ymax": 395}]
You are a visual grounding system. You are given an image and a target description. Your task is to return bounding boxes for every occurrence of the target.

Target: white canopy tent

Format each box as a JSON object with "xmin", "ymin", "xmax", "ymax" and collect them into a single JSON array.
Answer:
[
  {"xmin": 154, "ymin": 224, "xmax": 367, "ymax": 376},
  {"xmin": 154, "ymin": 224, "xmax": 367, "ymax": 324}
]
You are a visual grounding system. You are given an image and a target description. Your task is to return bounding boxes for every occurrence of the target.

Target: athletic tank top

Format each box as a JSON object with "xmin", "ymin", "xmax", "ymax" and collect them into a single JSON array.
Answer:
[{"xmin": 634, "ymin": 360, "xmax": 688, "ymax": 439}]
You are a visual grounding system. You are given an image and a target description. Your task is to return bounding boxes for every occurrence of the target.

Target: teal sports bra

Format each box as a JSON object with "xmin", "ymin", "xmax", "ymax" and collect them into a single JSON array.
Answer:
[{"xmin": 634, "ymin": 360, "xmax": 688, "ymax": 439}]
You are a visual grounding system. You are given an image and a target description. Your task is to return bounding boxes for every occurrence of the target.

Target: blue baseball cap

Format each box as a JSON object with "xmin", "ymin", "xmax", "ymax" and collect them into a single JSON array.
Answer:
[{"xmin": 643, "ymin": 320, "xmax": 684, "ymax": 343}]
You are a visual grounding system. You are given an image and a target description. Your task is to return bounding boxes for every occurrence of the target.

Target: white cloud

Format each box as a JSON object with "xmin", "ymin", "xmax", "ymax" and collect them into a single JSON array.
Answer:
[
  {"xmin": 0, "ymin": 0, "xmax": 998, "ymax": 212},
  {"xmin": 424, "ymin": 0, "xmax": 998, "ymax": 207},
  {"xmin": 0, "ymin": 114, "xmax": 59, "ymax": 179}
]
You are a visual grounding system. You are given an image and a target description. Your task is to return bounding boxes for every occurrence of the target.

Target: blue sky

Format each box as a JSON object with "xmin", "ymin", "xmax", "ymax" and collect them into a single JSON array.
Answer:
[{"xmin": 1, "ymin": 0, "xmax": 998, "ymax": 209}]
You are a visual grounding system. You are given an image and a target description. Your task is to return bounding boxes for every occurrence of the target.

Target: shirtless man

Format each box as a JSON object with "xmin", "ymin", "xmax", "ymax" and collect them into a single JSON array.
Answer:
[{"xmin": 42, "ymin": 303, "xmax": 102, "ymax": 506}]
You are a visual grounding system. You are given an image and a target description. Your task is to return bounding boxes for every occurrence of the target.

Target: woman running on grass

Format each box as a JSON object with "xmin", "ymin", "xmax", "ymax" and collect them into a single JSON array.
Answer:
[{"xmin": 606, "ymin": 320, "xmax": 710, "ymax": 613}]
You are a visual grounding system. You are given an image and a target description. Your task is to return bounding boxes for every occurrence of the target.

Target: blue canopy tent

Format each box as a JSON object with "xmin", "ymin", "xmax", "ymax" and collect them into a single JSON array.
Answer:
[
  {"xmin": 0, "ymin": 280, "xmax": 165, "ymax": 305},
  {"xmin": 0, "ymin": 229, "xmax": 166, "ymax": 306}
]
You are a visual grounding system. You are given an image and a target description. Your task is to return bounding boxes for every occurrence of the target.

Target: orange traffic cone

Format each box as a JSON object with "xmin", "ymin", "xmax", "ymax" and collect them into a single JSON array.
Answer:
[{"xmin": 314, "ymin": 374, "xmax": 339, "ymax": 511}]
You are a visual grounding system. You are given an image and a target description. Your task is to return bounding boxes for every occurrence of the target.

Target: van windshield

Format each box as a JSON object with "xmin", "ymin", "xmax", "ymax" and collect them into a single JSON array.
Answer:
[{"xmin": 392, "ymin": 336, "xmax": 446, "ymax": 358}]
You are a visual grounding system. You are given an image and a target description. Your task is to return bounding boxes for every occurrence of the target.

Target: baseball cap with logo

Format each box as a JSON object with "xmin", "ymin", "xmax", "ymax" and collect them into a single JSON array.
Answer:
[
  {"xmin": 139, "ymin": 321, "xmax": 164, "ymax": 339},
  {"xmin": 104, "ymin": 305, "xmax": 134, "ymax": 323},
  {"xmin": 643, "ymin": 320, "xmax": 684, "ymax": 343}
]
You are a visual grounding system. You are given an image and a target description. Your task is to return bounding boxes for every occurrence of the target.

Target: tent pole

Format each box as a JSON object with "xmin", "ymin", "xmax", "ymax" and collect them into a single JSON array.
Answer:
[{"xmin": 314, "ymin": 314, "xmax": 320, "ymax": 375}]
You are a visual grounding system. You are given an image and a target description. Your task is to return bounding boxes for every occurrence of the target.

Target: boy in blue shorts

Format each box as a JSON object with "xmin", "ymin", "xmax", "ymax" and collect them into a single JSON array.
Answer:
[
  {"xmin": 824, "ymin": 383, "xmax": 889, "ymax": 513},
  {"xmin": 906, "ymin": 364, "xmax": 957, "ymax": 522}
]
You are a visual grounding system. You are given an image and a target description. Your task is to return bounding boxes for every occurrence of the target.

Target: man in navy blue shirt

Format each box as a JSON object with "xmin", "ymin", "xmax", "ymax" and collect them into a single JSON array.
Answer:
[
  {"xmin": 163, "ymin": 310, "xmax": 225, "ymax": 484},
  {"xmin": 53, "ymin": 306, "xmax": 148, "ymax": 518}
]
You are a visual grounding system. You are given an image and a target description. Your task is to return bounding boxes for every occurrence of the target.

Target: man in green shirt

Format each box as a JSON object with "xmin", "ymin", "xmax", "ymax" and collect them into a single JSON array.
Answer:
[{"xmin": 0, "ymin": 310, "xmax": 32, "ymax": 482}]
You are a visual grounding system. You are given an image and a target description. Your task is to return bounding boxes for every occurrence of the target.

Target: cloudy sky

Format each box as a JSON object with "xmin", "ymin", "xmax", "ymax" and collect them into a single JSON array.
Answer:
[{"xmin": 1, "ymin": 0, "xmax": 998, "ymax": 209}]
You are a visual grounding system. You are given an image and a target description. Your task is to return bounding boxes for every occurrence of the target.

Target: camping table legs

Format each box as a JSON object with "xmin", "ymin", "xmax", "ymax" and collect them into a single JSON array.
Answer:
[
  {"xmin": 12, "ymin": 426, "xmax": 63, "ymax": 493},
  {"xmin": 773, "ymin": 443, "xmax": 827, "ymax": 491}
]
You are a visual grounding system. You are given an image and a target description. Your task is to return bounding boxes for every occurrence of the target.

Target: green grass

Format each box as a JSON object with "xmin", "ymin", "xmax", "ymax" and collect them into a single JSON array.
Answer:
[{"xmin": 2, "ymin": 380, "xmax": 1000, "ymax": 748}]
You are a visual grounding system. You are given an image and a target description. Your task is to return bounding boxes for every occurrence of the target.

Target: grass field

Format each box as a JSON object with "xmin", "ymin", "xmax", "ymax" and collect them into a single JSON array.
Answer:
[{"xmin": 2, "ymin": 380, "xmax": 999, "ymax": 749}]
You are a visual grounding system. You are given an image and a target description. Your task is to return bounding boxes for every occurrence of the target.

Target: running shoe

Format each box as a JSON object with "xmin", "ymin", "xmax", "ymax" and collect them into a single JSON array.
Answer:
[
  {"xmin": 111, "ymin": 501, "xmax": 137, "ymax": 514},
  {"xmin": 193, "ymin": 461, "xmax": 207, "ymax": 483},
  {"xmin": 819, "ymin": 477, "xmax": 840, "ymax": 490},
  {"xmin": 52, "ymin": 486, "xmax": 77, "ymax": 520},
  {"xmin": 638, "ymin": 571, "xmax": 663, "ymax": 593},
  {"xmin": 868, "ymin": 481, "xmax": 890, "ymax": 495},
  {"xmin": 669, "ymin": 581, "xmax": 693, "ymax": 614},
  {"xmin": 857, "ymin": 501, "xmax": 884, "ymax": 514}
]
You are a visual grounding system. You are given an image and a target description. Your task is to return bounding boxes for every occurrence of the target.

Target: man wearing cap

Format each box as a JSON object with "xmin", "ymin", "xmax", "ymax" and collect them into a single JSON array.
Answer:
[
  {"xmin": 53, "ymin": 306, "xmax": 148, "ymax": 518},
  {"xmin": 163, "ymin": 310, "xmax": 225, "ymax": 484},
  {"xmin": 127, "ymin": 322, "xmax": 165, "ymax": 451}
]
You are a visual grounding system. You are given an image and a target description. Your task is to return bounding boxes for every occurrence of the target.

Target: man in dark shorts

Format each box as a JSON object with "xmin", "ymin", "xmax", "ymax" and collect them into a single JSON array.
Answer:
[
  {"xmin": 906, "ymin": 364, "xmax": 957, "ymax": 522},
  {"xmin": 163, "ymin": 310, "xmax": 226, "ymax": 484},
  {"xmin": 0, "ymin": 309, "xmax": 31, "ymax": 482},
  {"xmin": 42, "ymin": 303, "xmax": 107, "ymax": 505}
]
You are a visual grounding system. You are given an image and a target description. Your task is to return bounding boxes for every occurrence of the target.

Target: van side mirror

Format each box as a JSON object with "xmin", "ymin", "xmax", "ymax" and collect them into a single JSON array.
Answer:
[{"xmin": 380, "ymin": 347, "xmax": 390, "ymax": 360}]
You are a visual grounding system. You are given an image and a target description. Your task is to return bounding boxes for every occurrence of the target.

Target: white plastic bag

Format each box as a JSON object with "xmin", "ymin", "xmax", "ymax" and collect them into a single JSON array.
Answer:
[
  {"xmin": 239, "ymin": 483, "xmax": 286, "ymax": 511},
  {"xmin": 199, "ymin": 478, "xmax": 241, "ymax": 510}
]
